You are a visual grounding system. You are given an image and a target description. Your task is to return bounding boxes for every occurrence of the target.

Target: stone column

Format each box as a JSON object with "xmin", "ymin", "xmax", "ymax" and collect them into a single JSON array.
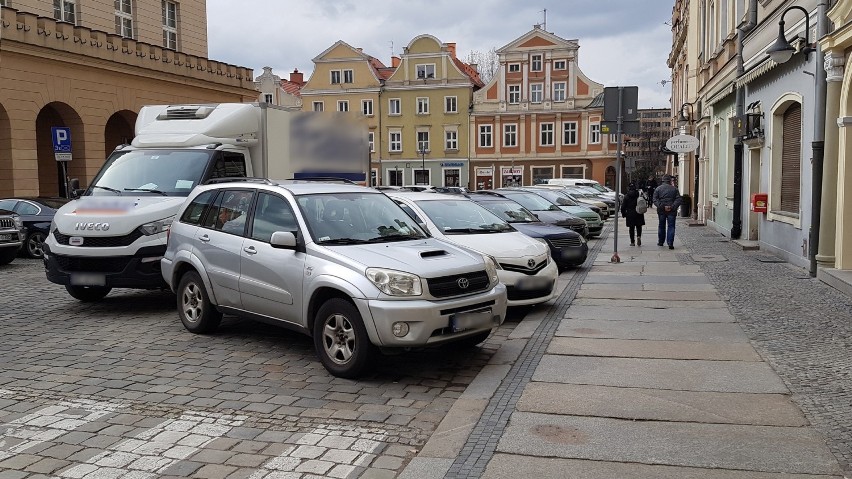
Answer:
[{"xmin": 817, "ymin": 51, "xmax": 845, "ymax": 268}]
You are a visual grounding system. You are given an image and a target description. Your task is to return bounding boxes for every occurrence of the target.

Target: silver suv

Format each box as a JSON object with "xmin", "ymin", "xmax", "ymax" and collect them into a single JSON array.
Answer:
[{"xmin": 162, "ymin": 180, "xmax": 507, "ymax": 378}]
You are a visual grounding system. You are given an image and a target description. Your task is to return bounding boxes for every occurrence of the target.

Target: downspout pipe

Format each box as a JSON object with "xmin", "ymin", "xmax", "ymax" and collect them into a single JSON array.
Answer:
[
  {"xmin": 731, "ymin": 0, "xmax": 758, "ymax": 239},
  {"xmin": 809, "ymin": 1, "xmax": 828, "ymax": 277}
]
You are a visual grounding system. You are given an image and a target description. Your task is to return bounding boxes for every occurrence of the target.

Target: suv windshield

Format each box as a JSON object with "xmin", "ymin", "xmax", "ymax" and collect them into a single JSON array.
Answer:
[
  {"xmin": 499, "ymin": 191, "xmax": 558, "ymax": 211},
  {"xmin": 297, "ymin": 193, "xmax": 426, "ymax": 244},
  {"xmin": 415, "ymin": 199, "xmax": 512, "ymax": 234},
  {"xmin": 88, "ymin": 149, "xmax": 215, "ymax": 197},
  {"xmin": 475, "ymin": 200, "xmax": 538, "ymax": 223}
]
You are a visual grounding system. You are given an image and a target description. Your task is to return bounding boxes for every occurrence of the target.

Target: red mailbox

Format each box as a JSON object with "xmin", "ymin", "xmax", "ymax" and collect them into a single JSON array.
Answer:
[{"xmin": 751, "ymin": 193, "xmax": 768, "ymax": 213}]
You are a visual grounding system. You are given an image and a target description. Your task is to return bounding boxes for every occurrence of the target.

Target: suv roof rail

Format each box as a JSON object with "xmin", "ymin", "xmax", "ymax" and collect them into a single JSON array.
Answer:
[
  {"xmin": 286, "ymin": 177, "xmax": 357, "ymax": 184},
  {"xmin": 204, "ymin": 177, "xmax": 276, "ymax": 185}
]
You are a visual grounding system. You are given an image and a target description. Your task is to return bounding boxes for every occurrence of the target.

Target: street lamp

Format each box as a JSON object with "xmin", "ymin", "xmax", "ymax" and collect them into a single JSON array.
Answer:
[
  {"xmin": 766, "ymin": 6, "xmax": 815, "ymax": 64},
  {"xmin": 677, "ymin": 103, "xmax": 694, "ymax": 129}
]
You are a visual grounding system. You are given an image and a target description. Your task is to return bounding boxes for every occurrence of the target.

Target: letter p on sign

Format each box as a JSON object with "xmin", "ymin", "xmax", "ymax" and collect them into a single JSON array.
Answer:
[{"xmin": 51, "ymin": 126, "xmax": 73, "ymax": 162}]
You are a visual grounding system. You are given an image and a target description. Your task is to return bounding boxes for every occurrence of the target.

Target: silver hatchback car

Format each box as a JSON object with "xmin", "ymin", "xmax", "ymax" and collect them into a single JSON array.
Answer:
[{"xmin": 162, "ymin": 179, "xmax": 508, "ymax": 378}]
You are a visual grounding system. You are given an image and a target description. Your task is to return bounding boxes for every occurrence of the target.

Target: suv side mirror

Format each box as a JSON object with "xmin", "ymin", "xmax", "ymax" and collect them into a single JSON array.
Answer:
[{"xmin": 270, "ymin": 231, "xmax": 297, "ymax": 249}]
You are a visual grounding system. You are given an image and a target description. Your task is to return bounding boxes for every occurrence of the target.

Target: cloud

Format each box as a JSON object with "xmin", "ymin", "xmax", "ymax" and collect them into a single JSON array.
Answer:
[{"xmin": 206, "ymin": 0, "xmax": 673, "ymax": 108}]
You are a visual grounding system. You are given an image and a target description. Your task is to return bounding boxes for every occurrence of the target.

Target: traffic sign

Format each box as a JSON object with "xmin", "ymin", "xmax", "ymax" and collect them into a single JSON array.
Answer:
[
  {"xmin": 51, "ymin": 127, "xmax": 72, "ymax": 162},
  {"xmin": 665, "ymin": 134, "xmax": 700, "ymax": 153}
]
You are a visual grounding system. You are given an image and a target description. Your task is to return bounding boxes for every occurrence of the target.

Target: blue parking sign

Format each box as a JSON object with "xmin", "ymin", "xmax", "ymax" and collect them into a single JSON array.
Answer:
[{"xmin": 51, "ymin": 127, "xmax": 72, "ymax": 162}]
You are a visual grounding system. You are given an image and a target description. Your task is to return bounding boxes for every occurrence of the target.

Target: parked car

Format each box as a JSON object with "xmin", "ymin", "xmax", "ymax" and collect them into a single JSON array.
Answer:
[
  {"xmin": 386, "ymin": 191, "xmax": 558, "ymax": 306},
  {"xmin": 162, "ymin": 179, "xmax": 507, "ymax": 378},
  {"xmin": 480, "ymin": 190, "xmax": 589, "ymax": 237},
  {"xmin": 433, "ymin": 186, "xmax": 470, "ymax": 195},
  {"xmin": 0, "ymin": 209, "xmax": 24, "ymax": 266},
  {"xmin": 0, "ymin": 197, "xmax": 68, "ymax": 259},
  {"xmin": 400, "ymin": 185, "xmax": 436, "ymax": 192},
  {"xmin": 570, "ymin": 186, "xmax": 617, "ymax": 215},
  {"xmin": 466, "ymin": 193, "xmax": 588, "ymax": 270},
  {"xmin": 515, "ymin": 187, "xmax": 604, "ymax": 237}
]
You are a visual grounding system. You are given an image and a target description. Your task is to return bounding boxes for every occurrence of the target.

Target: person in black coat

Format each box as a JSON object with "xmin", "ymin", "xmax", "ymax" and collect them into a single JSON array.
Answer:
[{"xmin": 620, "ymin": 182, "xmax": 646, "ymax": 246}]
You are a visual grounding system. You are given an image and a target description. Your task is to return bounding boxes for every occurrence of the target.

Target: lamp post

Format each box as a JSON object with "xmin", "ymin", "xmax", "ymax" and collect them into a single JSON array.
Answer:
[
  {"xmin": 766, "ymin": 3, "xmax": 827, "ymax": 277},
  {"xmin": 678, "ymin": 102, "xmax": 696, "ymax": 207}
]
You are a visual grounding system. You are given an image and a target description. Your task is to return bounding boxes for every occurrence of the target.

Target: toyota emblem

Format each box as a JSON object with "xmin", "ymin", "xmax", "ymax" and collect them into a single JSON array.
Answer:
[
  {"xmin": 527, "ymin": 259, "xmax": 536, "ymax": 268},
  {"xmin": 457, "ymin": 277, "xmax": 470, "ymax": 289}
]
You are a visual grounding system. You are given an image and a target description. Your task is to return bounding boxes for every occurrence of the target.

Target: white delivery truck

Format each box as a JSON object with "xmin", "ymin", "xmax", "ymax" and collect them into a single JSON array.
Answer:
[{"xmin": 44, "ymin": 103, "xmax": 368, "ymax": 301}]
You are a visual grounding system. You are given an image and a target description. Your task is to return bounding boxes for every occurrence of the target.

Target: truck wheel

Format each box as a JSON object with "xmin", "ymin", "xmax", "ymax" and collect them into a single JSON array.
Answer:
[
  {"xmin": 25, "ymin": 232, "xmax": 46, "ymax": 259},
  {"xmin": 313, "ymin": 298, "xmax": 375, "ymax": 378},
  {"xmin": 65, "ymin": 285, "xmax": 111, "ymax": 302},
  {"xmin": 177, "ymin": 271, "xmax": 221, "ymax": 334},
  {"xmin": 453, "ymin": 331, "xmax": 491, "ymax": 349},
  {"xmin": 0, "ymin": 248, "xmax": 17, "ymax": 265}
]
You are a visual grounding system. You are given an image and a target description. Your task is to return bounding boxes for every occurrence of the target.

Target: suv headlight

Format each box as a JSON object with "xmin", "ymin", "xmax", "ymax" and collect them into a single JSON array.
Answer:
[
  {"xmin": 366, "ymin": 268, "xmax": 422, "ymax": 296},
  {"xmin": 139, "ymin": 215, "xmax": 175, "ymax": 236},
  {"xmin": 12, "ymin": 216, "xmax": 22, "ymax": 229},
  {"xmin": 482, "ymin": 254, "xmax": 499, "ymax": 287}
]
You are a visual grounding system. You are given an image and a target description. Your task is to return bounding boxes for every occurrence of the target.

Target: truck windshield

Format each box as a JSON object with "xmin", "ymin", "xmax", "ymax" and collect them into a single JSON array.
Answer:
[{"xmin": 87, "ymin": 149, "xmax": 215, "ymax": 197}]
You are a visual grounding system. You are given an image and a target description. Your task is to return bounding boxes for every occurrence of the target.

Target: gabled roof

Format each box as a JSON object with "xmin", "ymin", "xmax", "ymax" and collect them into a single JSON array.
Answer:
[
  {"xmin": 280, "ymin": 79, "xmax": 302, "ymax": 97},
  {"xmin": 497, "ymin": 27, "xmax": 579, "ymax": 53},
  {"xmin": 368, "ymin": 57, "xmax": 396, "ymax": 80},
  {"xmin": 311, "ymin": 40, "xmax": 371, "ymax": 63},
  {"xmin": 453, "ymin": 57, "xmax": 484, "ymax": 88}
]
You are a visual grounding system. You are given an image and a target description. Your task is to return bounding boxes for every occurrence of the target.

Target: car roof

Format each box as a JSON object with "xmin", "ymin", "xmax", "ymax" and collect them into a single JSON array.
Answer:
[
  {"xmin": 199, "ymin": 180, "xmax": 380, "ymax": 196},
  {"xmin": 466, "ymin": 193, "xmax": 509, "ymax": 202},
  {"xmin": 385, "ymin": 191, "xmax": 462, "ymax": 202}
]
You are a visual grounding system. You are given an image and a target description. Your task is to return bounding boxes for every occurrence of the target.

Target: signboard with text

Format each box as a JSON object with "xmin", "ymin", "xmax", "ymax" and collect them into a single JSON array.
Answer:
[{"xmin": 51, "ymin": 127, "xmax": 72, "ymax": 162}]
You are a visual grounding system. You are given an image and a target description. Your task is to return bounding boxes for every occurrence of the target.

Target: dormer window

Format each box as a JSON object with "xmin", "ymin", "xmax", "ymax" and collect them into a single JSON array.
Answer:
[{"xmin": 416, "ymin": 64, "xmax": 436, "ymax": 79}]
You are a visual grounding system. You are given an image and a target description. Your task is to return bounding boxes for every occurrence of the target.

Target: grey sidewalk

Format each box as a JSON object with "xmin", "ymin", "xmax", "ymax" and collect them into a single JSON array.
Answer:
[{"xmin": 401, "ymin": 220, "xmax": 846, "ymax": 479}]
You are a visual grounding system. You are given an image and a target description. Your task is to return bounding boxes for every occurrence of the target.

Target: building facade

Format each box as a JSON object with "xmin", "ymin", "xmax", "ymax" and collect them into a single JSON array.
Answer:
[
  {"xmin": 470, "ymin": 26, "xmax": 613, "ymax": 190},
  {"xmin": 254, "ymin": 67, "xmax": 304, "ymax": 110},
  {"xmin": 0, "ymin": 0, "xmax": 256, "ymax": 198},
  {"xmin": 624, "ymin": 108, "xmax": 671, "ymax": 187}
]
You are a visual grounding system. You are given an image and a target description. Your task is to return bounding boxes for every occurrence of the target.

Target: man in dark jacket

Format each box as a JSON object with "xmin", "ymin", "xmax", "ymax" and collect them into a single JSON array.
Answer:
[
  {"xmin": 651, "ymin": 174, "xmax": 682, "ymax": 249},
  {"xmin": 620, "ymin": 182, "xmax": 645, "ymax": 246}
]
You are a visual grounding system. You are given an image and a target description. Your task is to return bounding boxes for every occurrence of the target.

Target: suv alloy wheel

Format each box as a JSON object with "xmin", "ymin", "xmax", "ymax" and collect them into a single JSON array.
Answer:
[
  {"xmin": 313, "ymin": 298, "xmax": 375, "ymax": 378},
  {"xmin": 177, "ymin": 271, "xmax": 222, "ymax": 333}
]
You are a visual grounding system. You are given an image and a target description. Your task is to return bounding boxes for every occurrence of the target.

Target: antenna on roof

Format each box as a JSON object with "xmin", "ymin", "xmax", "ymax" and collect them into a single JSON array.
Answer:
[
  {"xmin": 389, "ymin": 40, "xmax": 394, "ymax": 59},
  {"xmin": 541, "ymin": 8, "xmax": 547, "ymax": 32}
]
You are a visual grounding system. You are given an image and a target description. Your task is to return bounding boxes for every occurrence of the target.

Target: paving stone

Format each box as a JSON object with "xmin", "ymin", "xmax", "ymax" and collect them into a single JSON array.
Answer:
[
  {"xmin": 556, "ymin": 319, "xmax": 748, "ymax": 342},
  {"xmin": 547, "ymin": 337, "xmax": 761, "ymax": 361}
]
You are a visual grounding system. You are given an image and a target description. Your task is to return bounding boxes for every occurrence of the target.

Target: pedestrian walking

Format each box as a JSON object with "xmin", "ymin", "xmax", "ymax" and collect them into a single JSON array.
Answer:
[
  {"xmin": 652, "ymin": 174, "xmax": 682, "ymax": 249},
  {"xmin": 646, "ymin": 175, "xmax": 658, "ymax": 202},
  {"xmin": 620, "ymin": 182, "xmax": 646, "ymax": 246}
]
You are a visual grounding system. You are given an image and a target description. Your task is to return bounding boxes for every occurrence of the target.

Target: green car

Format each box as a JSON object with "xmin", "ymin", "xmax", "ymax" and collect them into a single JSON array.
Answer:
[{"xmin": 520, "ymin": 188, "xmax": 604, "ymax": 237}]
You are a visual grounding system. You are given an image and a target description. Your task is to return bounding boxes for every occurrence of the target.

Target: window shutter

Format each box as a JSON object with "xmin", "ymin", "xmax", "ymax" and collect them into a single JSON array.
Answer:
[{"xmin": 780, "ymin": 104, "xmax": 801, "ymax": 213}]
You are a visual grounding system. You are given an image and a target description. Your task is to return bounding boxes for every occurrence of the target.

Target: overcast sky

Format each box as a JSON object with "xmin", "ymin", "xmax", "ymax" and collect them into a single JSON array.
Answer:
[{"xmin": 206, "ymin": 0, "xmax": 674, "ymax": 109}]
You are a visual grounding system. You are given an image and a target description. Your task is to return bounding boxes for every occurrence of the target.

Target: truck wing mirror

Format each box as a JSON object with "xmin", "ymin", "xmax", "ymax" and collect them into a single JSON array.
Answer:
[{"xmin": 69, "ymin": 178, "xmax": 84, "ymax": 199}]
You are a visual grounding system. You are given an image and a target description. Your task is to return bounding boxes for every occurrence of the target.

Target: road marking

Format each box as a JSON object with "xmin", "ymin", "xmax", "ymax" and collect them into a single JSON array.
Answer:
[
  {"xmin": 58, "ymin": 411, "xmax": 247, "ymax": 478},
  {"xmin": 0, "ymin": 398, "xmax": 122, "ymax": 462}
]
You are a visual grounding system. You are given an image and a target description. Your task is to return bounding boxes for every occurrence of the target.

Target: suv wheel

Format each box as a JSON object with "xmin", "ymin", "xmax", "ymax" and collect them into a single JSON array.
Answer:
[
  {"xmin": 25, "ymin": 232, "xmax": 46, "ymax": 259},
  {"xmin": 0, "ymin": 248, "xmax": 17, "ymax": 266},
  {"xmin": 65, "ymin": 285, "xmax": 111, "ymax": 302},
  {"xmin": 177, "ymin": 271, "xmax": 221, "ymax": 334},
  {"xmin": 314, "ymin": 298, "xmax": 375, "ymax": 378}
]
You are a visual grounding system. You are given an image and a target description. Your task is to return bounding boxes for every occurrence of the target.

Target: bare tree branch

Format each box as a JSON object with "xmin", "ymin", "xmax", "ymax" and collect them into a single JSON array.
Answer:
[{"xmin": 465, "ymin": 47, "xmax": 499, "ymax": 84}]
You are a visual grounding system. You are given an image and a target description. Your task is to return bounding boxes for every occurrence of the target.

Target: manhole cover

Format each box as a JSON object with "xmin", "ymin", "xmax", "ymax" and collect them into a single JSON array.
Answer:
[{"xmin": 692, "ymin": 254, "xmax": 727, "ymax": 262}]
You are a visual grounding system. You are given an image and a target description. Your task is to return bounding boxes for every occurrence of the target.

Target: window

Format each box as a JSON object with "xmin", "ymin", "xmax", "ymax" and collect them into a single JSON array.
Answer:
[
  {"xmin": 540, "ymin": 123, "xmax": 554, "ymax": 146},
  {"xmin": 561, "ymin": 166, "xmax": 585, "ymax": 179},
  {"xmin": 263, "ymin": 93, "xmax": 273, "ymax": 104},
  {"xmin": 444, "ymin": 169, "xmax": 460, "ymax": 187},
  {"xmin": 115, "ymin": 0, "xmax": 133, "ymax": 38},
  {"xmin": 389, "ymin": 131, "xmax": 402, "ymax": 152},
  {"xmin": 53, "ymin": 0, "xmax": 76, "ymax": 24},
  {"xmin": 479, "ymin": 125, "xmax": 493, "ymax": 148},
  {"xmin": 330, "ymin": 70, "xmax": 341, "ymax": 84},
  {"xmin": 508, "ymin": 85, "xmax": 521, "ymax": 104},
  {"xmin": 531, "ymin": 54, "xmax": 542, "ymax": 72},
  {"xmin": 444, "ymin": 96, "xmax": 458, "ymax": 113},
  {"xmin": 445, "ymin": 129, "xmax": 458, "ymax": 150},
  {"xmin": 590, "ymin": 123, "xmax": 601, "ymax": 144},
  {"xmin": 343, "ymin": 69, "xmax": 354, "ymax": 83},
  {"xmin": 389, "ymin": 169, "xmax": 403, "ymax": 186},
  {"xmin": 508, "ymin": 63, "xmax": 521, "ymax": 73},
  {"xmin": 162, "ymin": 0, "xmax": 177, "ymax": 50},
  {"xmin": 368, "ymin": 132, "xmax": 374, "ymax": 152},
  {"xmin": 337, "ymin": 100, "xmax": 349, "ymax": 112},
  {"xmin": 250, "ymin": 193, "xmax": 298, "ymax": 243},
  {"xmin": 503, "ymin": 124, "xmax": 517, "ymax": 147},
  {"xmin": 414, "ymin": 169, "xmax": 430, "ymax": 185},
  {"xmin": 553, "ymin": 60, "xmax": 567, "ymax": 70},
  {"xmin": 416, "ymin": 64, "xmax": 435, "ymax": 79},
  {"xmin": 389, "ymin": 98, "xmax": 401, "ymax": 115},
  {"xmin": 312, "ymin": 101, "xmax": 324, "ymax": 112},
  {"xmin": 180, "ymin": 191, "xmax": 217, "ymax": 225},
  {"xmin": 416, "ymin": 97, "xmax": 429, "ymax": 115},
  {"xmin": 208, "ymin": 190, "xmax": 254, "ymax": 236},
  {"xmin": 553, "ymin": 82, "xmax": 566, "ymax": 102},
  {"xmin": 417, "ymin": 131, "xmax": 430, "ymax": 152},
  {"xmin": 530, "ymin": 84, "xmax": 543, "ymax": 103},
  {"xmin": 210, "ymin": 152, "xmax": 248, "ymax": 179},
  {"xmin": 780, "ymin": 103, "xmax": 802, "ymax": 213},
  {"xmin": 563, "ymin": 122, "xmax": 578, "ymax": 145},
  {"xmin": 362, "ymin": 99, "xmax": 373, "ymax": 116},
  {"xmin": 532, "ymin": 167, "xmax": 554, "ymax": 185},
  {"xmin": 609, "ymin": 134, "xmax": 617, "ymax": 144}
]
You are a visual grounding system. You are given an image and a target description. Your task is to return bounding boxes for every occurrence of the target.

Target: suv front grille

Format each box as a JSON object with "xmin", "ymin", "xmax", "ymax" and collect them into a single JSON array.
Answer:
[
  {"xmin": 500, "ymin": 259, "xmax": 548, "ymax": 275},
  {"xmin": 427, "ymin": 271, "xmax": 490, "ymax": 298},
  {"xmin": 0, "ymin": 218, "xmax": 15, "ymax": 229},
  {"xmin": 54, "ymin": 230, "xmax": 143, "ymax": 247},
  {"xmin": 54, "ymin": 255, "xmax": 130, "ymax": 273},
  {"xmin": 548, "ymin": 237, "xmax": 583, "ymax": 249}
]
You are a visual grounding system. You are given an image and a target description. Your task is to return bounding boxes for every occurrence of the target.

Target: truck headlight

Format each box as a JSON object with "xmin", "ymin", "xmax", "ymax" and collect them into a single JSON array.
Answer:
[
  {"xmin": 366, "ymin": 268, "xmax": 422, "ymax": 296},
  {"xmin": 139, "ymin": 216, "xmax": 175, "ymax": 236},
  {"xmin": 482, "ymin": 255, "xmax": 499, "ymax": 287}
]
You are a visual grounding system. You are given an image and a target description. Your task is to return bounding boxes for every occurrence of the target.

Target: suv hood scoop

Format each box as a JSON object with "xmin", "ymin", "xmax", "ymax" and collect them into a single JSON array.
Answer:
[{"xmin": 420, "ymin": 249, "xmax": 448, "ymax": 258}]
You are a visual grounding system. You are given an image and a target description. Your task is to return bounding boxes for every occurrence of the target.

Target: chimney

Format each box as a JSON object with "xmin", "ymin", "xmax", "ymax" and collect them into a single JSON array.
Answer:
[
  {"xmin": 447, "ymin": 42, "xmax": 456, "ymax": 58},
  {"xmin": 289, "ymin": 68, "xmax": 304, "ymax": 85},
  {"xmin": 391, "ymin": 56, "xmax": 401, "ymax": 68}
]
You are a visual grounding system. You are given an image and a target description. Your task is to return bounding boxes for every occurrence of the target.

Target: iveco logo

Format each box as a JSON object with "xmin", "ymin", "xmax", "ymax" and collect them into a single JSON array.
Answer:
[
  {"xmin": 528, "ymin": 259, "xmax": 536, "ymax": 268},
  {"xmin": 457, "ymin": 277, "xmax": 470, "ymax": 289},
  {"xmin": 75, "ymin": 222, "xmax": 110, "ymax": 231}
]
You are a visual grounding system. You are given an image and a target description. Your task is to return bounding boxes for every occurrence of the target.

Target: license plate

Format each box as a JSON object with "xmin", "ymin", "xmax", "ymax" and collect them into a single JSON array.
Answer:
[
  {"xmin": 561, "ymin": 249, "xmax": 582, "ymax": 258},
  {"xmin": 515, "ymin": 276, "xmax": 551, "ymax": 291},
  {"xmin": 450, "ymin": 308, "xmax": 493, "ymax": 333},
  {"xmin": 0, "ymin": 234, "xmax": 12, "ymax": 242},
  {"xmin": 70, "ymin": 273, "xmax": 106, "ymax": 286}
]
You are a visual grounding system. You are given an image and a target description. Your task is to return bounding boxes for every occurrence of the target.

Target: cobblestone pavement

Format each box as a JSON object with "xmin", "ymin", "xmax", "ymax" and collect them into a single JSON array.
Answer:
[
  {"xmin": 678, "ymin": 226, "xmax": 852, "ymax": 474},
  {"xmin": 0, "ymin": 258, "xmax": 532, "ymax": 478}
]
